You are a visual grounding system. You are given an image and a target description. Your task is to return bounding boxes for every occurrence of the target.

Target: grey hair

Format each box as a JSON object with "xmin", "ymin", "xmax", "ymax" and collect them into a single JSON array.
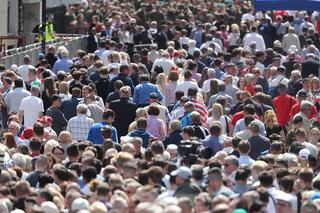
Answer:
[
  {"xmin": 300, "ymin": 100, "xmax": 313, "ymax": 111},
  {"xmin": 12, "ymin": 153, "xmax": 27, "ymax": 169},
  {"xmin": 77, "ymin": 104, "xmax": 88, "ymax": 115},
  {"xmin": 190, "ymin": 111, "xmax": 201, "ymax": 124},
  {"xmin": 169, "ymin": 120, "xmax": 182, "ymax": 131},
  {"xmin": 136, "ymin": 108, "xmax": 147, "ymax": 117}
]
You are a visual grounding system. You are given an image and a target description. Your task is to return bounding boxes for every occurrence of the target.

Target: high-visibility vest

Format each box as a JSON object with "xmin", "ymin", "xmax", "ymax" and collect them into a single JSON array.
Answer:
[{"xmin": 38, "ymin": 23, "xmax": 54, "ymax": 41}]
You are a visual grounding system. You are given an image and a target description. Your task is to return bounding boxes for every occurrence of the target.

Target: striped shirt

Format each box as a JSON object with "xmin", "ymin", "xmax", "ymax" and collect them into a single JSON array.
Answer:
[{"xmin": 191, "ymin": 98, "xmax": 208, "ymax": 124}]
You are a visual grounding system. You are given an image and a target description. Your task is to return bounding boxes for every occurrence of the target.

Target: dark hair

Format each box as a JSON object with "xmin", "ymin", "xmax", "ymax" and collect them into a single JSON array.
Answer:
[
  {"xmin": 244, "ymin": 115, "xmax": 255, "ymax": 127},
  {"xmin": 279, "ymin": 176, "xmax": 294, "ymax": 192},
  {"xmin": 184, "ymin": 70, "xmax": 192, "ymax": 79},
  {"xmin": 66, "ymin": 144, "xmax": 79, "ymax": 158},
  {"xmin": 259, "ymin": 171, "xmax": 273, "ymax": 187},
  {"xmin": 82, "ymin": 166, "xmax": 97, "ymax": 183},
  {"xmin": 14, "ymin": 79, "xmax": 23, "ymax": 88},
  {"xmin": 29, "ymin": 137, "xmax": 42, "ymax": 152},
  {"xmin": 139, "ymin": 74, "xmax": 150, "ymax": 82},
  {"xmin": 238, "ymin": 141, "xmax": 250, "ymax": 154},
  {"xmin": 148, "ymin": 166, "xmax": 163, "ymax": 184},
  {"xmin": 101, "ymin": 126, "xmax": 112, "ymax": 139},
  {"xmin": 235, "ymin": 169, "xmax": 249, "ymax": 181},
  {"xmin": 103, "ymin": 109, "xmax": 115, "ymax": 120},
  {"xmin": 147, "ymin": 105, "xmax": 160, "ymax": 116},
  {"xmin": 137, "ymin": 117, "xmax": 147, "ymax": 129},
  {"xmin": 150, "ymin": 141, "xmax": 164, "ymax": 155},
  {"xmin": 39, "ymin": 175, "xmax": 54, "ymax": 188},
  {"xmin": 114, "ymin": 80, "xmax": 124, "ymax": 90},
  {"xmin": 119, "ymin": 64, "xmax": 130, "ymax": 73},
  {"xmin": 187, "ymin": 87, "xmax": 198, "ymax": 97},
  {"xmin": 209, "ymin": 123, "xmax": 222, "ymax": 135},
  {"xmin": 243, "ymin": 104, "xmax": 255, "ymax": 115},
  {"xmin": 33, "ymin": 122, "xmax": 44, "ymax": 136}
]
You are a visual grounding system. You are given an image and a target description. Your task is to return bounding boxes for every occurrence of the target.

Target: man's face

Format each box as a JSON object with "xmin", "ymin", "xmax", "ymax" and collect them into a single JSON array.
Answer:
[{"xmin": 82, "ymin": 89, "xmax": 90, "ymax": 98}]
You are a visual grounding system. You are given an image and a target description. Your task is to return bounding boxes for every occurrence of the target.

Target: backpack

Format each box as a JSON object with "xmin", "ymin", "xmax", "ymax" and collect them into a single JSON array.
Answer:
[{"xmin": 269, "ymin": 77, "xmax": 284, "ymax": 98}]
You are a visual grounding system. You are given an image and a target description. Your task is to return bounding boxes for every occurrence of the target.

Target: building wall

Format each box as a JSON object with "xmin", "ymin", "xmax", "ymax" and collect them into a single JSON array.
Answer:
[{"xmin": 0, "ymin": 0, "xmax": 8, "ymax": 36}]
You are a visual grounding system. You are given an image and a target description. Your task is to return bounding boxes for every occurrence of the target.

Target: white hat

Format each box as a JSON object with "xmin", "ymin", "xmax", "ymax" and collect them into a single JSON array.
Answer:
[
  {"xmin": 299, "ymin": 148, "xmax": 311, "ymax": 160},
  {"xmin": 41, "ymin": 201, "xmax": 59, "ymax": 213},
  {"xmin": 72, "ymin": 197, "xmax": 89, "ymax": 212}
]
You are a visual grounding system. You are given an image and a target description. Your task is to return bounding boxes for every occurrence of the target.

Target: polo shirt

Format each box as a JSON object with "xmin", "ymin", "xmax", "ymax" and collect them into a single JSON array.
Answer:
[{"xmin": 87, "ymin": 121, "xmax": 118, "ymax": 144}]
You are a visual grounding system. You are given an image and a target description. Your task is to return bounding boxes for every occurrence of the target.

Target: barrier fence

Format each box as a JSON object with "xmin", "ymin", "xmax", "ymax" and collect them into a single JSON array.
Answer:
[{"xmin": 0, "ymin": 35, "xmax": 88, "ymax": 68}]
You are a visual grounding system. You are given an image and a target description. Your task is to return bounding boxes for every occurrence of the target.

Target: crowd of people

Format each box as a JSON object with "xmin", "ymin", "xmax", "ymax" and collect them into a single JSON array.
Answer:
[{"xmin": 2, "ymin": 0, "xmax": 320, "ymax": 212}]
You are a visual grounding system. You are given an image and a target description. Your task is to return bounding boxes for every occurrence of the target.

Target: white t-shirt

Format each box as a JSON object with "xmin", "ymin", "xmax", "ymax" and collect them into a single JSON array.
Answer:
[
  {"xmin": 207, "ymin": 115, "xmax": 230, "ymax": 135},
  {"xmin": 175, "ymin": 80, "xmax": 199, "ymax": 96},
  {"xmin": 18, "ymin": 64, "xmax": 35, "ymax": 83},
  {"xmin": 19, "ymin": 96, "xmax": 44, "ymax": 127}
]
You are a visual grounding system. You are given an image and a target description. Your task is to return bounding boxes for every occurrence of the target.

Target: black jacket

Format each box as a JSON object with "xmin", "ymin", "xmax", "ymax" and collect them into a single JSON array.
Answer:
[
  {"xmin": 109, "ymin": 97, "xmax": 137, "ymax": 137},
  {"xmin": 95, "ymin": 78, "xmax": 110, "ymax": 102},
  {"xmin": 302, "ymin": 59, "xmax": 320, "ymax": 78},
  {"xmin": 163, "ymin": 130, "xmax": 183, "ymax": 148},
  {"xmin": 109, "ymin": 73, "xmax": 135, "ymax": 93}
]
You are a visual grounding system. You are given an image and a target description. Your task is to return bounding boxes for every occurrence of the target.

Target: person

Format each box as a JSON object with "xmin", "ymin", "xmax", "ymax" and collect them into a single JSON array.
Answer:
[
  {"xmin": 61, "ymin": 87, "xmax": 82, "ymax": 120},
  {"xmin": 52, "ymin": 48, "xmax": 73, "ymax": 73},
  {"xmin": 243, "ymin": 26, "xmax": 266, "ymax": 52},
  {"xmin": 238, "ymin": 140, "xmax": 255, "ymax": 166},
  {"xmin": 133, "ymin": 75, "xmax": 164, "ymax": 107},
  {"xmin": 4, "ymin": 79, "xmax": 31, "ymax": 114},
  {"xmin": 171, "ymin": 166, "xmax": 201, "ymax": 200},
  {"xmin": 46, "ymin": 94, "xmax": 68, "ymax": 135},
  {"xmin": 128, "ymin": 117, "xmax": 153, "ymax": 148},
  {"xmin": 19, "ymin": 86, "xmax": 44, "ymax": 128},
  {"xmin": 163, "ymin": 120, "xmax": 183, "ymax": 148},
  {"xmin": 273, "ymin": 83, "xmax": 297, "ymax": 132},
  {"xmin": 248, "ymin": 121, "xmax": 270, "ymax": 160},
  {"xmin": 207, "ymin": 167, "xmax": 235, "ymax": 198},
  {"xmin": 293, "ymin": 100, "xmax": 313, "ymax": 131},
  {"xmin": 109, "ymin": 86, "xmax": 137, "ymax": 137},
  {"xmin": 95, "ymin": 66, "xmax": 110, "ymax": 103},
  {"xmin": 190, "ymin": 111, "xmax": 209, "ymax": 139},
  {"xmin": 146, "ymin": 105, "xmax": 166, "ymax": 140},
  {"xmin": 18, "ymin": 55, "xmax": 35, "ymax": 83},
  {"xmin": 109, "ymin": 64, "xmax": 134, "ymax": 93},
  {"xmin": 151, "ymin": 52, "xmax": 176, "ymax": 76},
  {"xmin": 176, "ymin": 70, "xmax": 199, "ymax": 96},
  {"xmin": 202, "ymin": 122, "xmax": 224, "ymax": 154},
  {"xmin": 264, "ymin": 110, "xmax": 285, "ymax": 140},
  {"xmin": 66, "ymin": 104, "xmax": 94, "ymax": 141},
  {"xmin": 26, "ymin": 155, "xmax": 49, "ymax": 187},
  {"xmin": 87, "ymin": 109, "xmax": 118, "ymax": 144}
]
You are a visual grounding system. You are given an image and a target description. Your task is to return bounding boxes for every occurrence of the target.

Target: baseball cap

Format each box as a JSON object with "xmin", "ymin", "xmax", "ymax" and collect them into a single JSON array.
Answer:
[
  {"xmin": 170, "ymin": 166, "xmax": 192, "ymax": 179},
  {"xmin": 249, "ymin": 120, "xmax": 260, "ymax": 131},
  {"xmin": 72, "ymin": 197, "xmax": 89, "ymax": 212},
  {"xmin": 41, "ymin": 201, "xmax": 59, "ymax": 213},
  {"xmin": 299, "ymin": 148, "xmax": 311, "ymax": 160},
  {"xmin": 20, "ymin": 127, "xmax": 35, "ymax": 140},
  {"xmin": 38, "ymin": 116, "xmax": 53, "ymax": 124},
  {"xmin": 149, "ymin": 92, "xmax": 159, "ymax": 99}
]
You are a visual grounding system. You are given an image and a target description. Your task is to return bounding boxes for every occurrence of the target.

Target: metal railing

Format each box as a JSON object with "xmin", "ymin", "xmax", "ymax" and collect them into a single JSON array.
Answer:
[{"xmin": 0, "ymin": 34, "xmax": 88, "ymax": 67}]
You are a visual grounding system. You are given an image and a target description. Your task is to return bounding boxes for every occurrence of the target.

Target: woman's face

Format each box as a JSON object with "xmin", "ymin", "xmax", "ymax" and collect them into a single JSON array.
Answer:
[
  {"xmin": 53, "ymin": 149, "xmax": 64, "ymax": 163},
  {"xmin": 312, "ymin": 80, "xmax": 319, "ymax": 89}
]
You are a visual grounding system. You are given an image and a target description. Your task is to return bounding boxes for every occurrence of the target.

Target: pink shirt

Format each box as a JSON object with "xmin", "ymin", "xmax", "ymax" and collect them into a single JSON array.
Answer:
[{"xmin": 147, "ymin": 115, "xmax": 166, "ymax": 140}]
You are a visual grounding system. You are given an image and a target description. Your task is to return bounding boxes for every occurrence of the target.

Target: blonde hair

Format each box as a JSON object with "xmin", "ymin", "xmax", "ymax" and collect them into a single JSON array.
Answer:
[
  {"xmin": 44, "ymin": 139, "xmax": 59, "ymax": 155},
  {"xmin": 57, "ymin": 131, "xmax": 72, "ymax": 144},
  {"xmin": 212, "ymin": 103, "xmax": 223, "ymax": 120},
  {"xmin": 58, "ymin": 82, "xmax": 69, "ymax": 94},
  {"xmin": 156, "ymin": 73, "xmax": 166, "ymax": 93},
  {"xmin": 264, "ymin": 110, "xmax": 278, "ymax": 127},
  {"xmin": 231, "ymin": 24, "xmax": 240, "ymax": 33}
]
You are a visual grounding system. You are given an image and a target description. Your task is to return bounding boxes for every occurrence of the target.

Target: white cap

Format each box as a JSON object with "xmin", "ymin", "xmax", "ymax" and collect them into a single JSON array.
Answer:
[
  {"xmin": 299, "ymin": 148, "xmax": 311, "ymax": 160},
  {"xmin": 288, "ymin": 45, "xmax": 298, "ymax": 53},
  {"xmin": 41, "ymin": 201, "xmax": 59, "ymax": 213}
]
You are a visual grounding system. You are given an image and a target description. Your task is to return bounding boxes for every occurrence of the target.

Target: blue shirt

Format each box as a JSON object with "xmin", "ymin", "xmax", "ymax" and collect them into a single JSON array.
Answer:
[
  {"xmin": 87, "ymin": 121, "xmax": 118, "ymax": 144},
  {"xmin": 128, "ymin": 128, "xmax": 153, "ymax": 148},
  {"xmin": 133, "ymin": 81, "xmax": 164, "ymax": 105},
  {"xmin": 202, "ymin": 135, "xmax": 225, "ymax": 154},
  {"xmin": 181, "ymin": 112, "xmax": 191, "ymax": 127},
  {"xmin": 53, "ymin": 57, "xmax": 73, "ymax": 73}
]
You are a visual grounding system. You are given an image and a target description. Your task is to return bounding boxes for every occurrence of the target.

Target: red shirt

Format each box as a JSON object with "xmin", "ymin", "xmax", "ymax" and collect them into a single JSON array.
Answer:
[
  {"xmin": 231, "ymin": 111, "xmax": 259, "ymax": 125},
  {"xmin": 290, "ymin": 102, "xmax": 318, "ymax": 119},
  {"xmin": 273, "ymin": 95, "xmax": 297, "ymax": 126}
]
